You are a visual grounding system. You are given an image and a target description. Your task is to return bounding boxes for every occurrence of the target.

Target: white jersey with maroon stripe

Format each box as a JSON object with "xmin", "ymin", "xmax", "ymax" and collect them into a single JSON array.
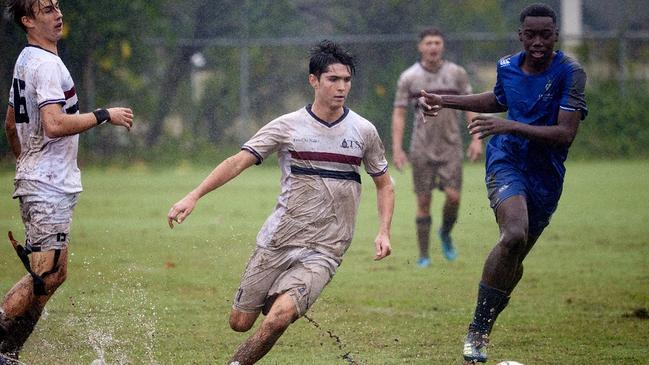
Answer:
[
  {"xmin": 242, "ymin": 105, "xmax": 388, "ymax": 262},
  {"xmin": 8, "ymin": 45, "xmax": 81, "ymax": 196},
  {"xmin": 393, "ymin": 61, "xmax": 473, "ymax": 162}
]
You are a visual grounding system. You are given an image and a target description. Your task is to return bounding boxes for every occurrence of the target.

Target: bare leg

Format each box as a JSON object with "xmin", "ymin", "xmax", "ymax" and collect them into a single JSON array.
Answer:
[
  {"xmin": 229, "ymin": 310, "xmax": 260, "ymax": 333},
  {"xmin": 1, "ymin": 249, "xmax": 68, "ymax": 356},
  {"xmin": 481, "ymin": 196, "xmax": 535, "ymax": 293},
  {"xmin": 464, "ymin": 196, "xmax": 532, "ymax": 363},
  {"xmin": 228, "ymin": 293, "xmax": 298, "ymax": 365}
]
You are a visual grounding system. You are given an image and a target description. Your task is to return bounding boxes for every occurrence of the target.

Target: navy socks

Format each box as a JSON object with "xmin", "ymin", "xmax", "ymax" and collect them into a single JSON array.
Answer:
[{"xmin": 469, "ymin": 282, "xmax": 510, "ymax": 334}]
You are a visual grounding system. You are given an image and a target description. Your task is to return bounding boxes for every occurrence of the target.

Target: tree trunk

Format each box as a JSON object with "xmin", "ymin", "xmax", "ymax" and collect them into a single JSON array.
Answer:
[
  {"xmin": 145, "ymin": 0, "xmax": 212, "ymax": 147},
  {"xmin": 144, "ymin": 45, "xmax": 195, "ymax": 147}
]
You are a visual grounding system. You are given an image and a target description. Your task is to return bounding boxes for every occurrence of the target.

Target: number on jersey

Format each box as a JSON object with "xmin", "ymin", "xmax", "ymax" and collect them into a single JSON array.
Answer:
[{"xmin": 12, "ymin": 78, "xmax": 29, "ymax": 124}]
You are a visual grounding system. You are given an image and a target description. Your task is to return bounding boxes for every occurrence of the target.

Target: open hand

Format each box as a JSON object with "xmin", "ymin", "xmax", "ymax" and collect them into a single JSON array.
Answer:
[{"xmin": 107, "ymin": 107, "xmax": 134, "ymax": 131}]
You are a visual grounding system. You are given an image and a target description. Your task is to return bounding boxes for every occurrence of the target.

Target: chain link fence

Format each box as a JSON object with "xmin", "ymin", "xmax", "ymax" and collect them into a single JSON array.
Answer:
[{"xmin": 144, "ymin": 31, "xmax": 649, "ymax": 152}]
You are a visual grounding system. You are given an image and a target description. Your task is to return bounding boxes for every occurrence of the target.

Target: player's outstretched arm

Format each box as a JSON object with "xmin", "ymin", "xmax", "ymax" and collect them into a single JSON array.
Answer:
[
  {"xmin": 468, "ymin": 109, "xmax": 581, "ymax": 147},
  {"xmin": 419, "ymin": 90, "xmax": 507, "ymax": 116},
  {"xmin": 41, "ymin": 105, "xmax": 133, "ymax": 138},
  {"xmin": 4, "ymin": 106, "xmax": 21, "ymax": 158},
  {"xmin": 167, "ymin": 150, "xmax": 258, "ymax": 228},
  {"xmin": 371, "ymin": 172, "xmax": 394, "ymax": 260}
]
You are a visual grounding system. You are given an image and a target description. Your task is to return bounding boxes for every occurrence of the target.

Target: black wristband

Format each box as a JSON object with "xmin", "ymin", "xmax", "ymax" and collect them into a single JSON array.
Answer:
[{"xmin": 93, "ymin": 109, "xmax": 110, "ymax": 125}]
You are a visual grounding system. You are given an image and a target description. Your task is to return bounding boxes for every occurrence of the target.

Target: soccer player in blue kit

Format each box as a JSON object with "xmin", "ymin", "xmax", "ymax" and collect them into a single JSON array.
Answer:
[{"xmin": 419, "ymin": 3, "xmax": 588, "ymax": 363}]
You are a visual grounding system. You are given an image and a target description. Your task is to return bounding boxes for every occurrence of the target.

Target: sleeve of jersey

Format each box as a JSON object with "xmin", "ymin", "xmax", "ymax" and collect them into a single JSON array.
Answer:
[
  {"xmin": 363, "ymin": 125, "xmax": 389, "ymax": 177},
  {"xmin": 560, "ymin": 65, "xmax": 588, "ymax": 120},
  {"xmin": 241, "ymin": 119, "xmax": 284, "ymax": 165},
  {"xmin": 35, "ymin": 61, "xmax": 66, "ymax": 109},
  {"xmin": 493, "ymin": 63, "xmax": 507, "ymax": 107},
  {"xmin": 393, "ymin": 72, "xmax": 411, "ymax": 108}
]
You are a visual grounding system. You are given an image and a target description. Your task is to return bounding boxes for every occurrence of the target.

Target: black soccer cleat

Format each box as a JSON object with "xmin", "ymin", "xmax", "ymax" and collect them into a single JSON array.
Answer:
[{"xmin": 463, "ymin": 330, "xmax": 488, "ymax": 363}]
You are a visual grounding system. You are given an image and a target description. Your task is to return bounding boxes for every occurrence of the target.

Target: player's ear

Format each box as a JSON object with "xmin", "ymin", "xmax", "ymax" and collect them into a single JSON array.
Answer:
[
  {"xmin": 21, "ymin": 15, "xmax": 35, "ymax": 30},
  {"xmin": 308, "ymin": 74, "xmax": 318, "ymax": 89}
]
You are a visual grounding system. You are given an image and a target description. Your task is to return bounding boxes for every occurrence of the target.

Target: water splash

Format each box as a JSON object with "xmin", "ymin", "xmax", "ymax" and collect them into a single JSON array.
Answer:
[
  {"xmin": 303, "ymin": 314, "xmax": 363, "ymax": 365},
  {"xmin": 53, "ymin": 264, "xmax": 160, "ymax": 365}
]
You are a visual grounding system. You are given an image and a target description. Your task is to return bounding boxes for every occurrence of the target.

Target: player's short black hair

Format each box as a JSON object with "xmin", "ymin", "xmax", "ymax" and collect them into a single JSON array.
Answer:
[
  {"xmin": 5, "ymin": 0, "xmax": 39, "ymax": 32},
  {"xmin": 520, "ymin": 3, "xmax": 557, "ymax": 25},
  {"xmin": 419, "ymin": 27, "xmax": 445, "ymax": 41},
  {"xmin": 309, "ymin": 40, "xmax": 356, "ymax": 79}
]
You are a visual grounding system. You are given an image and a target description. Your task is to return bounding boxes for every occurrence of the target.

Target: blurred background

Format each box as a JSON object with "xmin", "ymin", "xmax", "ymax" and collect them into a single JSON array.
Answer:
[{"xmin": 1, "ymin": 0, "xmax": 648, "ymax": 165}]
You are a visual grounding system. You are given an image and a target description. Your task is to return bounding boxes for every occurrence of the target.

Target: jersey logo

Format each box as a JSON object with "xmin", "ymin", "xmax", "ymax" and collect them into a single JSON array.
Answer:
[
  {"xmin": 340, "ymin": 139, "xmax": 364, "ymax": 150},
  {"xmin": 544, "ymin": 78, "xmax": 554, "ymax": 92},
  {"xmin": 292, "ymin": 137, "xmax": 319, "ymax": 144},
  {"xmin": 540, "ymin": 78, "xmax": 556, "ymax": 101},
  {"xmin": 499, "ymin": 57, "xmax": 511, "ymax": 67}
]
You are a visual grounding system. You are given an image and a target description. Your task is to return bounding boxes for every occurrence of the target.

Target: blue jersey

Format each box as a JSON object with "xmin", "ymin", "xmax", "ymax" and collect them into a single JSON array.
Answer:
[{"xmin": 488, "ymin": 50, "xmax": 587, "ymax": 186}]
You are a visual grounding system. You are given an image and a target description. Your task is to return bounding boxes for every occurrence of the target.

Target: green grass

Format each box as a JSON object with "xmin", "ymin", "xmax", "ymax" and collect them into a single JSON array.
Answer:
[{"xmin": 1, "ymin": 160, "xmax": 648, "ymax": 364}]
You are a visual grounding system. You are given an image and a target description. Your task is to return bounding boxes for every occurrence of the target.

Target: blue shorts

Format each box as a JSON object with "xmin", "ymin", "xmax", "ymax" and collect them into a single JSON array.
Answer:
[{"xmin": 485, "ymin": 166, "xmax": 563, "ymax": 237}]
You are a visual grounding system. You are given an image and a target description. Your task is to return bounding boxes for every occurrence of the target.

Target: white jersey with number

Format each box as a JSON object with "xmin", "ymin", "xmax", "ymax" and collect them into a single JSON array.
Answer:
[
  {"xmin": 242, "ymin": 105, "xmax": 389, "ymax": 262},
  {"xmin": 8, "ymin": 45, "xmax": 82, "ymax": 197}
]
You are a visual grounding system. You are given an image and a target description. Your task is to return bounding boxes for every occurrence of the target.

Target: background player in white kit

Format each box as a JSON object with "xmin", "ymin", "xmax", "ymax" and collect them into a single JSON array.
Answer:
[
  {"xmin": 392, "ymin": 27, "xmax": 481, "ymax": 267},
  {"xmin": 167, "ymin": 40, "xmax": 395, "ymax": 365},
  {"xmin": 1, "ymin": 0, "xmax": 133, "ymax": 361}
]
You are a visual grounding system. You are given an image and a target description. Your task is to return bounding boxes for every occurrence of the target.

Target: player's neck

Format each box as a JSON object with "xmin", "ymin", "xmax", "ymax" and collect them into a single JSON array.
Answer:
[
  {"xmin": 521, "ymin": 52, "xmax": 555, "ymax": 75},
  {"xmin": 420, "ymin": 59, "xmax": 443, "ymax": 73},
  {"xmin": 27, "ymin": 33, "xmax": 58, "ymax": 55},
  {"xmin": 310, "ymin": 101, "xmax": 345, "ymax": 123}
]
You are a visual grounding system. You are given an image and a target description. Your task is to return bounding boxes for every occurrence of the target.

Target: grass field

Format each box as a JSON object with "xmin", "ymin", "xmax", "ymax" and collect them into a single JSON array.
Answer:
[{"xmin": 1, "ymin": 160, "xmax": 648, "ymax": 364}]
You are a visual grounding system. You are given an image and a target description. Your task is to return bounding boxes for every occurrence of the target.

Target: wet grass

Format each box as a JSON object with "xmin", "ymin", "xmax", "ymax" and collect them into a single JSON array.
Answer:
[{"xmin": 1, "ymin": 160, "xmax": 648, "ymax": 364}]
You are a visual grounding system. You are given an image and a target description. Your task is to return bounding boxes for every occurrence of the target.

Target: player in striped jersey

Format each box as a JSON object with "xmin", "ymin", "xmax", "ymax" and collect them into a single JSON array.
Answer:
[
  {"xmin": 167, "ymin": 40, "xmax": 394, "ymax": 364},
  {"xmin": 1, "ymin": 0, "xmax": 133, "ymax": 360},
  {"xmin": 392, "ymin": 27, "xmax": 482, "ymax": 267}
]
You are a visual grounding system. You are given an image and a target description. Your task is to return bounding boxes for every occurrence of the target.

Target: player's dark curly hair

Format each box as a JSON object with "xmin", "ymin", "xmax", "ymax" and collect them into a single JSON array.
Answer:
[
  {"xmin": 419, "ymin": 27, "xmax": 445, "ymax": 41},
  {"xmin": 309, "ymin": 40, "xmax": 356, "ymax": 79},
  {"xmin": 520, "ymin": 3, "xmax": 557, "ymax": 25}
]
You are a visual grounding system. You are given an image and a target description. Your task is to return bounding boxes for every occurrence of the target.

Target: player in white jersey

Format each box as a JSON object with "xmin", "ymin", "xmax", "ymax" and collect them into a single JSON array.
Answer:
[
  {"xmin": 1, "ymin": 0, "xmax": 133, "ymax": 361},
  {"xmin": 392, "ymin": 27, "xmax": 481, "ymax": 267},
  {"xmin": 167, "ymin": 40, "xmax": 395, "ymax": 364}
]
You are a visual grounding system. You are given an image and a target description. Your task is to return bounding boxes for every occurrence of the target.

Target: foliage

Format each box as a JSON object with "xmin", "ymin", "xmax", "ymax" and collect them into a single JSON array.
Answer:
[
  {"xmin": 1, "ymin": 1, "xmax": 649, "ymax": 163},
  {"xmin": 571, "ymin": 81, "xmax": 649, "ymax": 159}
]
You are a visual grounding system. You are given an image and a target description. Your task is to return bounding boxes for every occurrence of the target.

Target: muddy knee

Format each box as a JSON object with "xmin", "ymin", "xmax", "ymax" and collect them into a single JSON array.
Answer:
[
  {"xmin": 229, "ymin": 311, "xmax": 258, "ymax": 332},
  {"xmin": 43, "ymin": 266, "xmax": 67, "ymax": 293}
]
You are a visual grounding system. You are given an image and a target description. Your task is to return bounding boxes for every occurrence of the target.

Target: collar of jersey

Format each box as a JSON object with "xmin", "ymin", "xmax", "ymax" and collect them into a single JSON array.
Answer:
[
  {"xmin": 26, "ymin": 44, "xmax": 58, "ymax": 57},
  {"xmin": 305, "ymin": 104, "xmax": 349, "ymax": 128},
  {"xmin": 418, "ymin": 60, "xmax": 445, "ymax": 74},
  {"xmin": 515, "ymin": 50, "xmax": 564, "ymax": 77}
]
